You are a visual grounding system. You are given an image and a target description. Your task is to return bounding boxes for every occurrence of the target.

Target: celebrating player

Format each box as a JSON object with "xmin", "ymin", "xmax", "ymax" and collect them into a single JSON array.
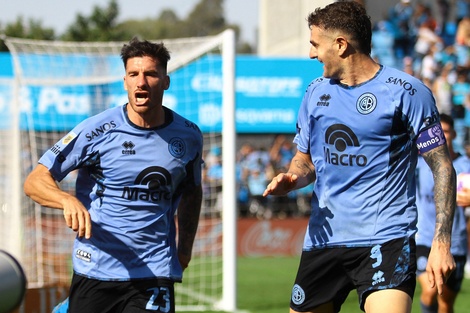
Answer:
[
  {"xmin": 24, "ymin": 38, "xmax": 203, "ymax": 313},
  {"xmin": 263, "ymin": 1, "xmax": 456, "ymax": 313}
]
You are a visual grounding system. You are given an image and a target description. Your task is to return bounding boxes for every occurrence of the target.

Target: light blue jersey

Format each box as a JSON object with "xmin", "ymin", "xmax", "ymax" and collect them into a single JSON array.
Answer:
[
  {"xmin": 416, "ymin": 155, "xmax": 469, "ymax": 256},
  {"xmin": 294, "ymin": 65, "xmax": 442, "ymax": 249},
  {"xmin": 39, "ymin": 104, "xmax": 203, "ymax": 281}
]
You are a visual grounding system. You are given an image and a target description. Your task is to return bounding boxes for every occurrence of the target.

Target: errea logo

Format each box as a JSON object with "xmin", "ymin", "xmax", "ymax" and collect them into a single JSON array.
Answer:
[
  {"xmin": 372, "ymin": 270, "xmax": 385, "ymax": 286},
  {"xmin": 317, "ymin": 94, "xmax": 331, "ymax": 106},
  {"xmin": 324, "ymin": 124, "xmax": 368, "ymax": 167},
  {"xmin": 122, "ymin": 141, "xmax": 136, "ymax": 155}
]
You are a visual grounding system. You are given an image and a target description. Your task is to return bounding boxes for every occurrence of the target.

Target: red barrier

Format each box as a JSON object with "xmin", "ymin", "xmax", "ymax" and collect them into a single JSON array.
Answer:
[{"xmin": 237, "ymin": 218, "xmax": 308, "ymax": 257}]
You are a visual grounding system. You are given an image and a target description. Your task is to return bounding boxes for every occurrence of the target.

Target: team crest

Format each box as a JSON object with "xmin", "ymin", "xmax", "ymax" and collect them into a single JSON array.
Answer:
[
  {"xmin": 291, "ymin": 284, "xmax": 305, "ymax": 305},
  {"xmin": 168, "ymin": 137, "xmax": 186, "ymax": 158},
  {"xmin": 356, "ymin": 93, "xmax": 377, "ymax": 115}
]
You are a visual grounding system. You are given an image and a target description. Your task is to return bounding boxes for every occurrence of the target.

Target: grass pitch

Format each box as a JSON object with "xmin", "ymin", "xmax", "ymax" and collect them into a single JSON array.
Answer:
[{"xmin": 182, "ymin": 256, "xmax": 470, "ymax": 313}]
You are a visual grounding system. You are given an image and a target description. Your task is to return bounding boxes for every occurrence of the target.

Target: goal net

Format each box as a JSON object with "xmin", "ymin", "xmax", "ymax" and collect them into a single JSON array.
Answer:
[{"xmin": 1, "ymin": 30, "xmax": 236, "ymax": 312}]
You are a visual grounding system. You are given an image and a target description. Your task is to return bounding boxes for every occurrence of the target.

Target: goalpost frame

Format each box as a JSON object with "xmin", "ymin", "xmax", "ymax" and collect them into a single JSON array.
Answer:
[{"xmin": 221, "ymin": 29, "xmax": 237, "ymax": 312}]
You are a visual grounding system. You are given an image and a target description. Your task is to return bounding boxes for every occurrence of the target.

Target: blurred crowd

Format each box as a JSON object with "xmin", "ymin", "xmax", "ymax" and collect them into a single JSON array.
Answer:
[
  {"xmin": 202, "ymin": 135, "xmax": 312, "ymax": 219},
  {"xmin": 203, "ymin": 0, "xmax": 470, "ymax": 220},
  {"xmin": 373, "ymin": 0, "xmax": 470, "ymax": 153}
]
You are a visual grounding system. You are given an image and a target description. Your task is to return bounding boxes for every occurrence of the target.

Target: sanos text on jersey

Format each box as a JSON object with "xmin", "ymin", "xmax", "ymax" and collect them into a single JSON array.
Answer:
[
  {"xmin": 185, "ymin": 121, "xmax": 199, "ymax": 130},
  {"xmin": 86, "ymin": 121, "xmax": 117, "ymax": 141},
  {"xmin": 385, "ymin": 77, "xmax": 417, "ymax": 96}
]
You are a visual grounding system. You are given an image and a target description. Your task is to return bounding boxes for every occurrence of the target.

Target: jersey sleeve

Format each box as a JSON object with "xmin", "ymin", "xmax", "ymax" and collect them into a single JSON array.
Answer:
[
  {"xmin": 293, "ymin": 81, "xmax": 317, "ymax": 153},
  {"xmin": 401, "ymin": 77, "xmax": 443, "ymax": 152},
  {"xmin": 38, "ymin": 120, "xmax": 93, "ymax": 182}
]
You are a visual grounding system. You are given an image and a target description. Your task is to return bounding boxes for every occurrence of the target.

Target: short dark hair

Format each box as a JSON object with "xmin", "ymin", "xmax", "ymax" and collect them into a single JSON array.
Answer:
[
  {"xmin": 120, "ymin": 37, "xmax": 171, "ymax": 71},
  {"xmin": 307, "ymin": 0, "xmax": 372, "ymax": 55},
  {"xmin": 440, "ymin": 113, "xmax": 454, "ymax": 130}
]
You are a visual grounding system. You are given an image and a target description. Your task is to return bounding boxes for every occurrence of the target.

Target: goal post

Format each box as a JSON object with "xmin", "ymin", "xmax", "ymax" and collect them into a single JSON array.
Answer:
[
  {"xmin": 1, "ymin": 29, "xmax": 237, "ymax": 312},
  {"xmin": 221, "ymin": 29, "xmax": 237, "ymax": 313}
]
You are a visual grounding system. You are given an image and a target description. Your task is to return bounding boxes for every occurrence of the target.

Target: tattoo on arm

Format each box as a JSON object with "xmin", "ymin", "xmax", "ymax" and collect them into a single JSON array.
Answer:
[
  {"xmin": 290, "ymin": 153, "xmax": 316, "ymax": 183},
  {"xmin": 422, "ymin": 145, "xmax": 456, "ymax": 244}
]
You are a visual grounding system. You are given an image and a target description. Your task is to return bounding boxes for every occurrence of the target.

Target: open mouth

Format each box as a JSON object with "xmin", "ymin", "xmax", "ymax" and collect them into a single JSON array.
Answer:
[{"xmin": 135, "ymin": 91, "xmax": 149, "ymax": 104}]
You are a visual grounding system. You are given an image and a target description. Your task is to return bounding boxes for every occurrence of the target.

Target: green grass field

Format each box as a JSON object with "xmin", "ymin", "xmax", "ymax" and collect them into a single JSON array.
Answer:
[{"xmin": 182, "ymin": 256, "xmax": 470, "ymax": 313}]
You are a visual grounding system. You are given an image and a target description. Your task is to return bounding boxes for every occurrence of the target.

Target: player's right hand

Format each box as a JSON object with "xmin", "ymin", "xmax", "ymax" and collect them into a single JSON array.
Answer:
[
  {"xmin": 62, "ymin": 196, "xmax": 92, "ymax": 239},
  {"xmin": 263, "ymin": 173, "xmax": 298, "ymax": 197}
]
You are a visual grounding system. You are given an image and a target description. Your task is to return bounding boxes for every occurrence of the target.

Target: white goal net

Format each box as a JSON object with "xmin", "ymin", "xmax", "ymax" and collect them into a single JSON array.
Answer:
[{"xmin": 1, "ymin": 30, "xmax": 236, "ymax": 312}]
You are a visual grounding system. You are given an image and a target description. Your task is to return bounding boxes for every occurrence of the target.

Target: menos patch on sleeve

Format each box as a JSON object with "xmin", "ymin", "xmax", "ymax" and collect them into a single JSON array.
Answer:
[{"xmin": 416, "ymin": 124, "xmax": 446, "ymax": 154}]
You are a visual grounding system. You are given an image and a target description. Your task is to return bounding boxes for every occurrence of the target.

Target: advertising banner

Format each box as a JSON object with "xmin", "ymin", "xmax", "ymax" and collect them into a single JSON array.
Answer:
[
  {"xmin": 237, "ymin": 218, "xmax": 308, "ymax": 257},
  {"xmin": 0, "ymin": 53, "xmax": 323, "ymax": 133}
]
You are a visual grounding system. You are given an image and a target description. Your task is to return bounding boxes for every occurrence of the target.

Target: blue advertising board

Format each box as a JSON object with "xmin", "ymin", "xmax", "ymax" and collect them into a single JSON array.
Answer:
[{"xmin": 0, "ymin": 52, "xmax": 323, "ymax": 133}]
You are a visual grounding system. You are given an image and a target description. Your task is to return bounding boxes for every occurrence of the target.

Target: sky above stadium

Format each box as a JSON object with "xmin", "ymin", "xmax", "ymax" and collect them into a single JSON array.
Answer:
[{"xmin": 0, "ymin": 0, "xmax": 259, "ymax": 44}]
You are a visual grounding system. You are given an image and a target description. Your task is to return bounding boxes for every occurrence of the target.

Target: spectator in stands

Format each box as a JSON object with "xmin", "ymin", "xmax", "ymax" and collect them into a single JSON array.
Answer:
[
  {"xmin": 247, "ymin": 163, "xmax": 271, "ymax": 219},
  {"xmin": 455, "ymin": 16, "xmax": 470, "ymax": 68},
  {"xmin": 205, "ymin": 149, "xmax": 223, "ymax": 215},
  {"xmin": 432, "ymin": 62, "xmax": 454, "ymax": 116},
  {"xmin": 372, "ymin": 19, "xmax": 397, "ymax": 68},
  {"xmin": 236, "ymin": 143, "xmax": 255, "ymax": 216},
  {"xmin": 419, "ymin": 43, "xmax": 440, "ymax": 87},
  {"xmin": 413, "ymin": 19, "xmax": 442, "ymax": 74},
  {"xmin": 389, "ymin": 0, "xmax": 415, "ymax": 59},
  {"xmin": 455, "ymin": 0, "xmax": 470, "ymax": 26},
  {"xmin": 463, "ymin": 93, "xmax": 470, "ymax": 148},
  {"xmin": 436, "ymin": 0, "xmax": 451, "ymax": 35},
  {"xmin": 452, "ymin": 68, "xmax": 470, "ymax": 153},
  {"xmin": 435, "ymin": 44, "xmax": 458, "ymax": 70},
  {"xmin": 403, "ymin": 56, "xmax": 415, "ymax": 75},
  {"xmin": 269, "ymin": 135, "xmax": 295, "ymax": 171},
  {"xmin": 412, "ymin": 2, "xmax": 434, "ymax": 31},
  {"xmin": 246, "ymin": 146, "xmax": 270, "ymax": 169},
  {"xmin": 456, "ymin": 179, "xmax": 470, "ymax": 279}
]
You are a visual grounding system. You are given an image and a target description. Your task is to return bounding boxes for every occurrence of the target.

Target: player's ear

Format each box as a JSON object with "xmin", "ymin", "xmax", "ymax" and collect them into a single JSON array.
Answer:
[
  {"xmin": 164, "ymin": 75, "xmax": 170, "ymax": 90},
  {"xmin": 123, "ymin": 76, "xmax": 128, "ymax": 91},
  {"xmin": 336, "ymin": 36, "xmax": 348, "ymax": 56}
]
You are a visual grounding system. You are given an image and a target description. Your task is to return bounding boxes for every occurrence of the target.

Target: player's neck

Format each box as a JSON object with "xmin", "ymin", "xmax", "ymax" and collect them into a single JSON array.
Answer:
[
  {"xmin": 339, "ymin": 56, "xmax": 380, "ymax": 87},
  {"xmin": 127, "ymin": 105, "xmax": 166, "ymax": 128}
]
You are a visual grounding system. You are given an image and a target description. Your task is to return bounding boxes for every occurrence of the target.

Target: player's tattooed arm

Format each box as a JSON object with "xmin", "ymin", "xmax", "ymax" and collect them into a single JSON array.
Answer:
[
  {"xmin": 263, "ymin": 150, "xmax": 315, "ymax": 197},
  {"xmin": 422, "ymin": 144, "xmax": 456, "ymax": 243},
  {"xmin": 421, "ymin": 143, "xmax": 456, "ymax": 293},
  {"xmin": 177, "ymin": 184, "xmax": 202, "ymax": 270},
  {"xmin": 288, "ymin": 150, "xmax": 316, "ymax": 186}
]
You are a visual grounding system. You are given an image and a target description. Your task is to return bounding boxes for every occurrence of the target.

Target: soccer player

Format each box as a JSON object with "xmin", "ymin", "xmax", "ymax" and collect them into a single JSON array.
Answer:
[
  {"xmin": 24, "ymin": 38, "xmax": 203, "ymax": 313},
  {"xmin": 415, "ymin": 113, "xmax": 469, "ymax": 313},
  {"xmin": 263, "ymin": 1, "xmax": 456, "ymax": 313}
]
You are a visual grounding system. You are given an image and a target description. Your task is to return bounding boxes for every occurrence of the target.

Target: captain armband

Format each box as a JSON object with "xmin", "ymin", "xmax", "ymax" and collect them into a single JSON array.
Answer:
[{"xmin": 416, "ymin": 124, "xmax": 446, "ymax": 154}]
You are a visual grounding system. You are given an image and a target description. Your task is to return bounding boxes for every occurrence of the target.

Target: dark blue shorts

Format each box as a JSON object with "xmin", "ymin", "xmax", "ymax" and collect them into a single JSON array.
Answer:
[
  {"xmin": 291, "ymin": 237, "xmax": 416, "ymax": 312},
  {"xmin": 68, "ymin": 273, "xmax": 175, "ymax": 313}
]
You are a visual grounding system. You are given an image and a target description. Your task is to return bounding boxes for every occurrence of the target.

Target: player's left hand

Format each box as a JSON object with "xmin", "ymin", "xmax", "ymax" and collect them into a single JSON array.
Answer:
[
  {"xmin": 426, "ymin": 241, "xmax": 455, "ymax": 295},
  {"xmin": 178, "ymin": 251, "xmax": 191, "ymax": 271}
]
